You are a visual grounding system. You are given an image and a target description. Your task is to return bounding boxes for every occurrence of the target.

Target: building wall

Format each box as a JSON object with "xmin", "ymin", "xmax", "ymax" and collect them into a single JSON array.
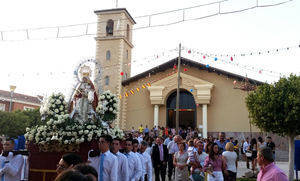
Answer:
[
  {"xmin": 12, "ymin": 102, "xmax": 39, "ymax": 111},
  {"xmin": 0, "ymin": 100, "xmax": 10, "ymax": 112},
  {"xmin": 184, "ymin": 66, "xmax": 260, "ymax": 133},
  {"xmin": 122, "ymin": 65, "xmax": 260, "ymax": 133},
  {"xmin": 0, "ymin": 100, "xmax": 38, "ymax": 112},
  {"xmin": 96, "ymin": 39, "xmax": 122, "ymax": 95}
]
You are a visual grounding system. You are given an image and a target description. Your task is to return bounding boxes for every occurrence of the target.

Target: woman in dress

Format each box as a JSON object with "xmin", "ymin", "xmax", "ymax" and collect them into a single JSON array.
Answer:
[
  {"xmin": 222, "ymin": 142, "xmax": 238, "ymax": 181},
  {"xmin": 248, "ymin": 138, "xmax": 258, "ymax": 172},
  {"xmin": 173, "ymin": 141, "xmax": 189, "ymax": 181},
  {"xmin": 204, "ymin": 143, "xmax": 226, "ymax": 181}
]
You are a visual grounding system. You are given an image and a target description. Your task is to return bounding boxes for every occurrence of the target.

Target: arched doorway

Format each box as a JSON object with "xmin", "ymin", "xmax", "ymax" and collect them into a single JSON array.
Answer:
[{"xmin": 166, "ymin": 90, "xmax": 196, "ymax": 129}]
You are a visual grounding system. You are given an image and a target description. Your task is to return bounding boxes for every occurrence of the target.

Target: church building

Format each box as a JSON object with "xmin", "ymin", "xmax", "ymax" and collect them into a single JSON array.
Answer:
[{"xmin": 93, "ymin": 8, "xmax": 264, "ymax": 140}]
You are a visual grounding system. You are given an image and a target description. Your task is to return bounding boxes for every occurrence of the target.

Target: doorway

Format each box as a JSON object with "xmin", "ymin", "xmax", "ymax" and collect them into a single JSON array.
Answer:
[{"xmin": 166, "ymin": 90, "xmax": 196, "ymax": 129}]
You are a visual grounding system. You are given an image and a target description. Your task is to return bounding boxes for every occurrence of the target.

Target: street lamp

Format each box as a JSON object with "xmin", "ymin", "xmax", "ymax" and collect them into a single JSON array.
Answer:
[{"xmin": 9, "ymin": 85, "xmax": 16, "ymax": 112}]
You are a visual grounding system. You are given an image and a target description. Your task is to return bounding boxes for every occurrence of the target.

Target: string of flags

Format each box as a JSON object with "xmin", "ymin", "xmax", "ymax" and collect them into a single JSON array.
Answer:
[
  {"xmin": 119, "ymin": 82, "xmax": 151, "ymax": 99},
  {"xmin": 182, "ymin": 44, "xmax": 300, "ymax": 58},
  {"xmin": 4, "ymin": 43, "xmax": 299, "ymax": 93},
  {"xmin": 119, "ymin": 70, "xmax": 178, "ymax": 99},
  {"xmin": 180, "ymin": 46, "xmax": 299, "ymax": 76}
]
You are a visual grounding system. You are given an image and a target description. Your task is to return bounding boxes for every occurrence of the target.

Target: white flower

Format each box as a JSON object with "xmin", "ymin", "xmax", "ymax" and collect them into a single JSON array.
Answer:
[
  {"xmin": 84, "ymin": 130, "xmax": 89, "ymax": 134},
  {"xmin": 55, "ymin": 109, "xmax": 59, "ymax": 113},
  {"xmin": 107, "ymin": 95, "xmax": 111, "ymax": 99},
  {"xmin": 109, "ymin": 108, "xmax": 113, "ymax": 111},
  {"xmin": 59, "ymin": 106, "xmax": 63, "ymax": 111},
  {"xmin": 52, "ymin": 104, "xmax": 56, "ymax": 108},
  {"xmin": 59, "ymin": 96, "xmax": 63, "ymax": 100},
  {"xmin": 80, "ymin": 138, "xmax": 85, "ymax": 143},
  {"xmin": 92, "ymin": 125, "xmax": 96, "ymax": 129},
  {"xmin": 28, "ymin": 135, "xmax": 34, "ymax": 141},
  {"xmin": 26, "ymin": 127, "xmax": 30, "ymax": 132},
  {"xmin": 46, "ymin": 138, "xmax": 50, "ymax": 142},
  {"xmin": 79, "ymin": 130, "xmax": 83, "ymax": 135},
  {"xmin": 87, "ymin": 125, "xmax": 92, "ymax": 130},
  {"xmin": 64, "ymin": 140, "xmax": 69, "ymax": 144},
  {"xmin": 56, "ymin": 100, "xmax": 61, "ymax": 104},
  {"xmin": 87, "ymin": 137, "xmax": 92, "ymax": 142},
  {"xmin": 76, "ymin": 139, "xmax": 81, "ymax": 144}
]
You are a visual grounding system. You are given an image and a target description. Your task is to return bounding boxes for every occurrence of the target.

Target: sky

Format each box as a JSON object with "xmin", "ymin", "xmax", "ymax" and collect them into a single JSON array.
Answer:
[{"xmin": 0, "ymin": 0, "xmax": 299, "ymax": 98}]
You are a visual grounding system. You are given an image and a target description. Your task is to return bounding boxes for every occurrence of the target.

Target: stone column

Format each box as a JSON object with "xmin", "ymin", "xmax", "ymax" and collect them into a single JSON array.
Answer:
[
  {"xmin": 154, "ymin": 105, "xmax": 159, "ymax": 127},
  {"xmin": 202, "ymin": 104, "xmax": 207, "ymax": 138}
]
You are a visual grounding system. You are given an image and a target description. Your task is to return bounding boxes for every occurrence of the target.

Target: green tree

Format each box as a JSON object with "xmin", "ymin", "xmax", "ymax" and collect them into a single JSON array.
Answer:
[
  {"xmin": 246, "ymin": 74, "xmax": 300, "ymax": 181},
  {"xmin": 0, "ymin": 108, "xmax": 43, "ymax": 138}
]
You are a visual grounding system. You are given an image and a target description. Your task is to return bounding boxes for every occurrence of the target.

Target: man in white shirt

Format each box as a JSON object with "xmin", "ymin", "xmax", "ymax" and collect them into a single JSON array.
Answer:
[
  {"xmin": 243, "ymin": 137, "xmax": 250, "ymax": 169},
  {"xmin": 111, "ymin": 137, "xmax": 129, "ymax": 181},
  {"xmin": 137, "ymin": 134, "xmax": 143, "ymax": 144},
  {"xmin": 166, "ymin": 135, "xmax": 181, "ymax": 180},
  {"xmin": 89, "ymin": 134, "xmax": 118, "ymax": 181},
  {"xmin": 132, "ymin": 139, "xmax": 144, "ymax": 181},
  {"xmin": 140, "ymin": 141, "xmax": 152, "ymax": 181},
  {"xmin": 0, "ymin": 138, "xmax": 24, "ymax": 181},
  {"xmin": 124, "ymin": 138, "xmax": 142, "ymax": 181}
]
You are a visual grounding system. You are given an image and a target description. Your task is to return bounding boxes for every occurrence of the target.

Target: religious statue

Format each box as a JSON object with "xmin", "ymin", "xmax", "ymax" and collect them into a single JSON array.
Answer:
[{"xmin": 70, "ymin": 65, "xmax": 98, "ymax": 122}]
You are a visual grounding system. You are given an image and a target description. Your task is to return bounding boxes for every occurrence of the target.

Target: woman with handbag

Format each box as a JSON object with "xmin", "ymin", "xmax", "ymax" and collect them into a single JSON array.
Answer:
[{"xmin": 248, "ymin": 138, "xmax": 258, "ymax": 172}]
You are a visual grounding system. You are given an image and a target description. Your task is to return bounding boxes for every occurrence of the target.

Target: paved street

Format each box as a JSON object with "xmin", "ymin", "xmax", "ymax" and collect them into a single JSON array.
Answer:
[{"xmin": 152, "ymin": 161, "xmax": 298, "ymax": 180}]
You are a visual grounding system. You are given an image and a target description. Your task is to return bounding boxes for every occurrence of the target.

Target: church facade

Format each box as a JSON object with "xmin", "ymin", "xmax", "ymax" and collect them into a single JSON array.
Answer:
[{"xmin": 93, "ymin": 8, "xmax": 268, "ymax": 140}]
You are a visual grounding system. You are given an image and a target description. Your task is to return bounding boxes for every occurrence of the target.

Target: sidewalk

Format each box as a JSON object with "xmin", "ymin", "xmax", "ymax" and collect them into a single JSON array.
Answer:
[{"xmin": 237, "ymin": 161, "xmax": 297, "ymax": 179}]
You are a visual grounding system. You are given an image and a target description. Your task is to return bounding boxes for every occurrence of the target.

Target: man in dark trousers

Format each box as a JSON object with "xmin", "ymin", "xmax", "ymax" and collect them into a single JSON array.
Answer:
[{"xmin": 151, "ymin": 137, "xmax": 168, "ymax": 181}]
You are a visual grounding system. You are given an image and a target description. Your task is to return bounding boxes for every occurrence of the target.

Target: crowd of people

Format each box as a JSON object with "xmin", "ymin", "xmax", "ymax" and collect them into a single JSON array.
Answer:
[{"xmin": 0, "ymin": 125, "xmax": 287, "ymax": 181}]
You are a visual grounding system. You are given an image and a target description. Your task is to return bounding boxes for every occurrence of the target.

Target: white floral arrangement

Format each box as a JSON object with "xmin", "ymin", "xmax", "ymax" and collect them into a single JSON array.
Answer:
[
  {"xmin": 96, "ymin": 90, "xmax": 118, "ymax": 124},
  {"xmin": 108, "ymin": 126, "xmax": 125, "ymax": 139},
  {"xmin": 25, "ymin": 92, "xmax": 123, "ymax": 151},
  {"xmin": 40, "ymin": 93, "xmax": 68, "ymax": 118}
]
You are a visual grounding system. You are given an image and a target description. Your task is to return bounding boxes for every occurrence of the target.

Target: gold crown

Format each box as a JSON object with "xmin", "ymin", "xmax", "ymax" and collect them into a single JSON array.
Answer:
[{"xmin": 79, "ymin": 65, "xmax": 92, "ymax": 78}]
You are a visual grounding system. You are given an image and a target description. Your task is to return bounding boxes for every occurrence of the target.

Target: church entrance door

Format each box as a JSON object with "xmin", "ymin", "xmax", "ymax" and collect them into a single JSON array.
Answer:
[{"xmin": 166, "ymin": 90, "xmax": 196, "ymax": 129}]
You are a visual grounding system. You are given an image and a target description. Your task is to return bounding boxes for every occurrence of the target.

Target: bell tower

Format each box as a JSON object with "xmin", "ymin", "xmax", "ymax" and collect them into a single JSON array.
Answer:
[{"xmin": 94, "ymin": 8, "xmax": 135, "ymax": 96}]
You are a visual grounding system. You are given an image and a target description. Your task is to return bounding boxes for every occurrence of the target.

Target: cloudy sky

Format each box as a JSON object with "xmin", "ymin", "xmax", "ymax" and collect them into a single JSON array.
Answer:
[{"xmin": 0, "ymin": 0, "xmax": 299, "ymax": 98}]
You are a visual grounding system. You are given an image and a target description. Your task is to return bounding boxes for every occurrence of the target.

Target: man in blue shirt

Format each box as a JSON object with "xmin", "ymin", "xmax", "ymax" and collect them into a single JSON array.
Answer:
[
  {"xmin": 144, "ymin": 125, "xmax": 150, "ymax": 136},
  {"xmin": 215, "ymin": 132, "xmax": 228, "ymax": 153}
]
